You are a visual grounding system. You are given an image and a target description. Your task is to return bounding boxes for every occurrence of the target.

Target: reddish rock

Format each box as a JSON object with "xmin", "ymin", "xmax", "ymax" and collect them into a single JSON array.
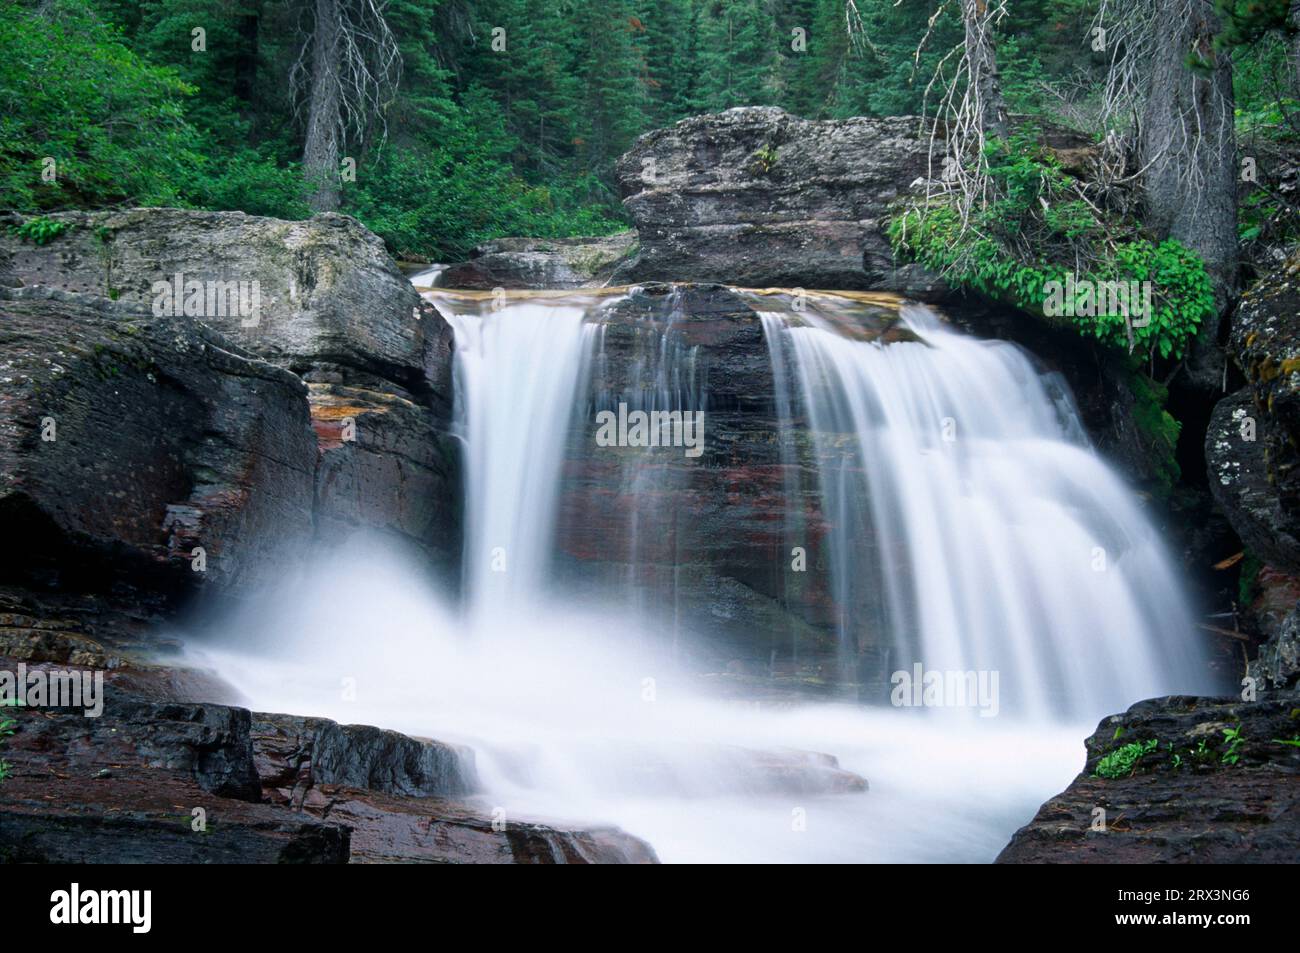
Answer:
[{"xmin": 997, "ymin": 693, "xmax": 1300, "ymax": 863}]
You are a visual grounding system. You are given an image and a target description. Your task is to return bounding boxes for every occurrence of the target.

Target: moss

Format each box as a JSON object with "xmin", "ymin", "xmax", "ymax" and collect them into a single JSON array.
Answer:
[
  {"xmin": 1126, "ymin": 367, "xmax": 1181, "ymax": 499},
  {"xmin": 1239, "ymin": 550, "xmax": 1263, "ymax": 606}
]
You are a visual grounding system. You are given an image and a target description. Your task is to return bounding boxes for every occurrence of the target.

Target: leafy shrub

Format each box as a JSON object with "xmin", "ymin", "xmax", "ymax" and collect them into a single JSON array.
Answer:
[
  {"xmin": 1094, "ymin": 738, "xmax": 1159, "ymax": 778},
  {"xmin": 888, "ymin": 128, "xmax": 1216, "ymax": 363},
  {"xmin": 0, "ymin": 0, "xmax": 202, "ymax": 211},
  {"xmin": 10, "ymin": 216, "xmax": 73, "ymax": 245}
]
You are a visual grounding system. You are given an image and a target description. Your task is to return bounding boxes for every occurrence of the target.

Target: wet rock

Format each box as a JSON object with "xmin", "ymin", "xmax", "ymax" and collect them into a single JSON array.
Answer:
[
  {"xmin": 0, "ymin": 787, "xmax": 350, "ymax": 864},
  {"xmin": 0, "ymin": 694, "xmax": 347, "ymax": 864},
  {"xmin": 438, "ymin": 232, "xmax": 636, "ymax": 289},
  {"xmin": 251, "ymin": 712, "xmax": 479, "ymax": 800},
  {"xmin": 0, "ymin": 210, "xmax": 461, "ymax": 575},
  {"xmin": 293, "ymin": 788, "xmax": 659, "ymax": 864},
  {"xmin": 1213, "ymin": 248, "xmax": 1300, "ymax": 572},
  {"xmin": 0, "ymin": 289, "xmax": 316, "ymax": 603},
  {"xmin": 996, "ymin": 692, "xmax": 1300, "ymax": 863},
  {"xmin": 3, "ymin": 687, "xmax": 263, "ymax": 801},
  {"xmin": 1257, "ymin": 608, "xmax": 1300, "ymax": 690},
  {"xmin": 1206, "ymin": 388, "xmax": 1300, "ymax": 572},
  {"xmin": 613, "ymin": 107, "xmax": 940, "ymax": 294},
  {"xmin": 551, "ymin": 283, "xmax": 842, "ymax": 663},
  {"xmin": 249, "ymin": 713, "xmax": 656, "ymax": 863}
]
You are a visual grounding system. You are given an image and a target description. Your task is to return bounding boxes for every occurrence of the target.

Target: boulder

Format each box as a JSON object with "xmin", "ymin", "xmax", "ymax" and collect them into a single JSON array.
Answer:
[
  {"xmin": 251, "ymin": 712, "xmax": 479, "ymax": 801},
  {"xmin": 996, "ymin": 693, "xmax": 1300, "ymax": 863},
  {"xmin": 0, "ymin": 289, "xmax": 316, "ymax": 603},
  {"xmin": 612, "ymin": 107, "xmax": 940, "ymax": 293},
  {"xmin": 0, "ymin": 210, "xmax": 461, "ymax": 575},
  {"xmin": 248, "ymin": 713, "xmax": 657, "ymax": 864},
  {"xmin": 436, "ymin": 232, "xmax": 636, "ymax": 289}
]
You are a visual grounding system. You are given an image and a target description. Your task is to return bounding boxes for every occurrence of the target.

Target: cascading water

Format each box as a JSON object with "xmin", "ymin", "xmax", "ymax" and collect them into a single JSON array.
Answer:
[
  {"xmin": 432, "ymin": 292, "xmax": 598, "ymax": 616},
  {"xmin": 189, "ymin": 284, "xmax": 1216, "ymax": 863},
  {"xmin": 754, "ymin": 292, "xmax": 1213, "ymax": 719}
]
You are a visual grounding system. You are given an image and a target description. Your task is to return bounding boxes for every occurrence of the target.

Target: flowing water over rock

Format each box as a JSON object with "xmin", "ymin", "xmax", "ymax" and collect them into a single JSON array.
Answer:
[
  {"xmin": 754, "ymin": 291, "xmax": 1211, "ymax": 718},
  {"xmin": 193, "ymin": 284, "xmax": 1216, "ymax": 862}
]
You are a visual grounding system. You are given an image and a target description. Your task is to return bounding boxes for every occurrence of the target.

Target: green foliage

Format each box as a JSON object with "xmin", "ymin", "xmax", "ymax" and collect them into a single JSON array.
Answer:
[
  {"xmin": 750, "ymin": 145, "xmax": 780, "ymax": 175},
  {"xmin": 1095, "ymin": 737, "xmax": 1159, "ymax": 779},
  {"xmin": 0, "ymin": 0, "xmax": 1291, "ymax": 267},
  {"xmin": 1127, "ymin": 366, "xmax": 1182, "ymax": 498},
  {"xmin": 0, "ymin": 715, "xmax": 14, "ymax": 784},
  {"xmin": 1221, "ymin": 725, "xmax": 1245, "ymax": 766},
  {"xmin": 1239, "ymin": 551, "xmax": 1264, "ymax": 607},
  {"xmin": 888, "ymin": 129, "xmax": 1216, "ymax": 363},
  {"xmin": 0, "ymin": 0, "xmax": 201, "ymax": 211},
  {"xmin": 1271, "ymin": 736, "xmax": 1300, "ymax": 748},
  {"xmin": 10, "ymin": 217, "xmax": 73, "ymax": 245}
]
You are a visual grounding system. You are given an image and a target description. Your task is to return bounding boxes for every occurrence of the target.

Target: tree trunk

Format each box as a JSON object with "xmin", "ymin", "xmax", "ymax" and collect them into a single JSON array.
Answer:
[
  {"xmin": 303, "ymin": 0, "xmax": 342, "ymax": 213},
  {"xmin": 233, "ymin": 2, "xmax": 262, "ymax": 104},
  {"xmin": 961, "ymin": 0, "xmax": 1008, "ymax": 138},
  {"xmin": 1140, "ymin": 0, "xmax": 1238, "ymax": 386},
  {"xmin": 1291, "ymin": 0, "xmax": 1300, "ymax": 93}
]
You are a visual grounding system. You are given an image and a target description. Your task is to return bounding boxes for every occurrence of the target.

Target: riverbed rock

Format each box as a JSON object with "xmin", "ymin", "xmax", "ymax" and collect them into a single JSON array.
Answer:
[
  {"xmin": 996, "ymin": 692, "xmax": 1300, "ymax": 863},
  {"xmin": 248, "ymin": 713, "xmax": 657, "ymax": 863},
  {"xmin": 251, "ymin": 712, "xmax": 479, "ymax": 800},
  {"xmin": 612, "ymin": 107, "xmax": 940, "ymax": 294},
  {"xmin": 437, "ymin": 232, "xmax": 636, "ymax": 289},
  {"xmin": 0, "ymin": 675, "xmax": 655, "ymax": 864}
]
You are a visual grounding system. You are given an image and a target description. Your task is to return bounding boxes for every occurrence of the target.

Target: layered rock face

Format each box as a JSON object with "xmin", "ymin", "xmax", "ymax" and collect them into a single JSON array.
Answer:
[
  {"xmin": 549, "ymin": 283, "xmax": 841, "ymax": 667},
  {"xmin": 0, "ymin": 676, "xmax": 658, "ymax": 864},
  {"xmin": 434, "ymin": 232, "xmax": 636, "ymax": 289},
  {"xmin": 1207, "ymin": 249, "xmax": 1300, "ymax": 689},
  {"xmin": 612, "ymin": 107, "xmax": 940, "ymax": 294},
  {"xmin": 997, "ymin": 692, "xmax": 1300, "ymax": 863},
  {"xmin": 1210, "ymin": 250, "xmax": 1300, "ymax": 573},
  {"xmin": 0, "ymin": 289, "xmax": 316, "ymax": 605},
  {"xmin": 0, "ymin": 210, "xmax": 460, "ymax": 585}
]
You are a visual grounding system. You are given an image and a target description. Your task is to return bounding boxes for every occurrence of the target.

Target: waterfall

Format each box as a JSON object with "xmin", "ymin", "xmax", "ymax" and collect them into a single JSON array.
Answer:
[
  {"xmin": 428, "ymin": 292, "xmax": 599, "ymax": 618},
  {"xmin": 191, "ymin": 283, "xmax": 1215, "ymax": 863},
  {"xmin": 755, "ymin": 292, "xmax": 1210, "ymax": 719}
]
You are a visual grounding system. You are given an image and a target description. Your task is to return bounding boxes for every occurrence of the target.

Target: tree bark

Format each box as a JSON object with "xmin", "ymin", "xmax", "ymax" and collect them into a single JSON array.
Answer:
[
  {"xmin": 961, "ymin": 0, "xmax": 1008, "ymax": 139},
  {"xmin": 1140, "ymin": 0, "xmax": 1238, "ymax": 386},
  {"xmin": 233, "ymin": 2, "xmax": 262, "ymax": 104},
  {"xmin": 1291, "ymin": 0, "xmax": 1300, "ymax": 93},
  {"xmin": 303, "ymin": 0, "xmax": 342, "ymax": 213}
]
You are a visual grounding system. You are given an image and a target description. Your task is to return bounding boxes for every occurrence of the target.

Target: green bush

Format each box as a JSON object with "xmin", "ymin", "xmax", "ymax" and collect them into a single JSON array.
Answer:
[
  {"xmin": 888, "ymin": 129, "xmax": 1216, "ymax": 363},
  {"xmin": 0, "ymin": 0, "xmax": 202, "ymax": 211},
  {"xmin": 1095, "ymin": 738, "xmax": 1159, "ymax": 778}
]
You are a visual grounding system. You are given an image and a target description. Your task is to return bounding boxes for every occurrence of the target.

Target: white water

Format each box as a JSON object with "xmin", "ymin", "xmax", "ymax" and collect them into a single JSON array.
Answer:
[
  {"xmin": 759, "ymin": 297, "xmax": 1213, "ymax": 718},
  {"xmin": 189, "ymin": 288, "xmax": 1212, "ymax": 863},
  {"xmin": 437, "ymin": 294, "xmax": 597, "ymax": 615}
]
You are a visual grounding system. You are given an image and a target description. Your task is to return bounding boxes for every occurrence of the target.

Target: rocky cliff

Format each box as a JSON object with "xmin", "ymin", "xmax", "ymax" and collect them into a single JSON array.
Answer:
[
  {"xmin": 611, "ymin": 107, "xmax": 942, "ymax": 294},
  {"xmin": 0, "ymin": 209, "xmax": 461, "ymax": 615}
]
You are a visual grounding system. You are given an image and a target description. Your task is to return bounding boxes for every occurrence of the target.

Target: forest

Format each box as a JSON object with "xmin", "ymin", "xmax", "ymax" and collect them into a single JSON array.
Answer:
[{"xmin": 3, "ymin": 0, "xmax": 1293, "ymax": 264}]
